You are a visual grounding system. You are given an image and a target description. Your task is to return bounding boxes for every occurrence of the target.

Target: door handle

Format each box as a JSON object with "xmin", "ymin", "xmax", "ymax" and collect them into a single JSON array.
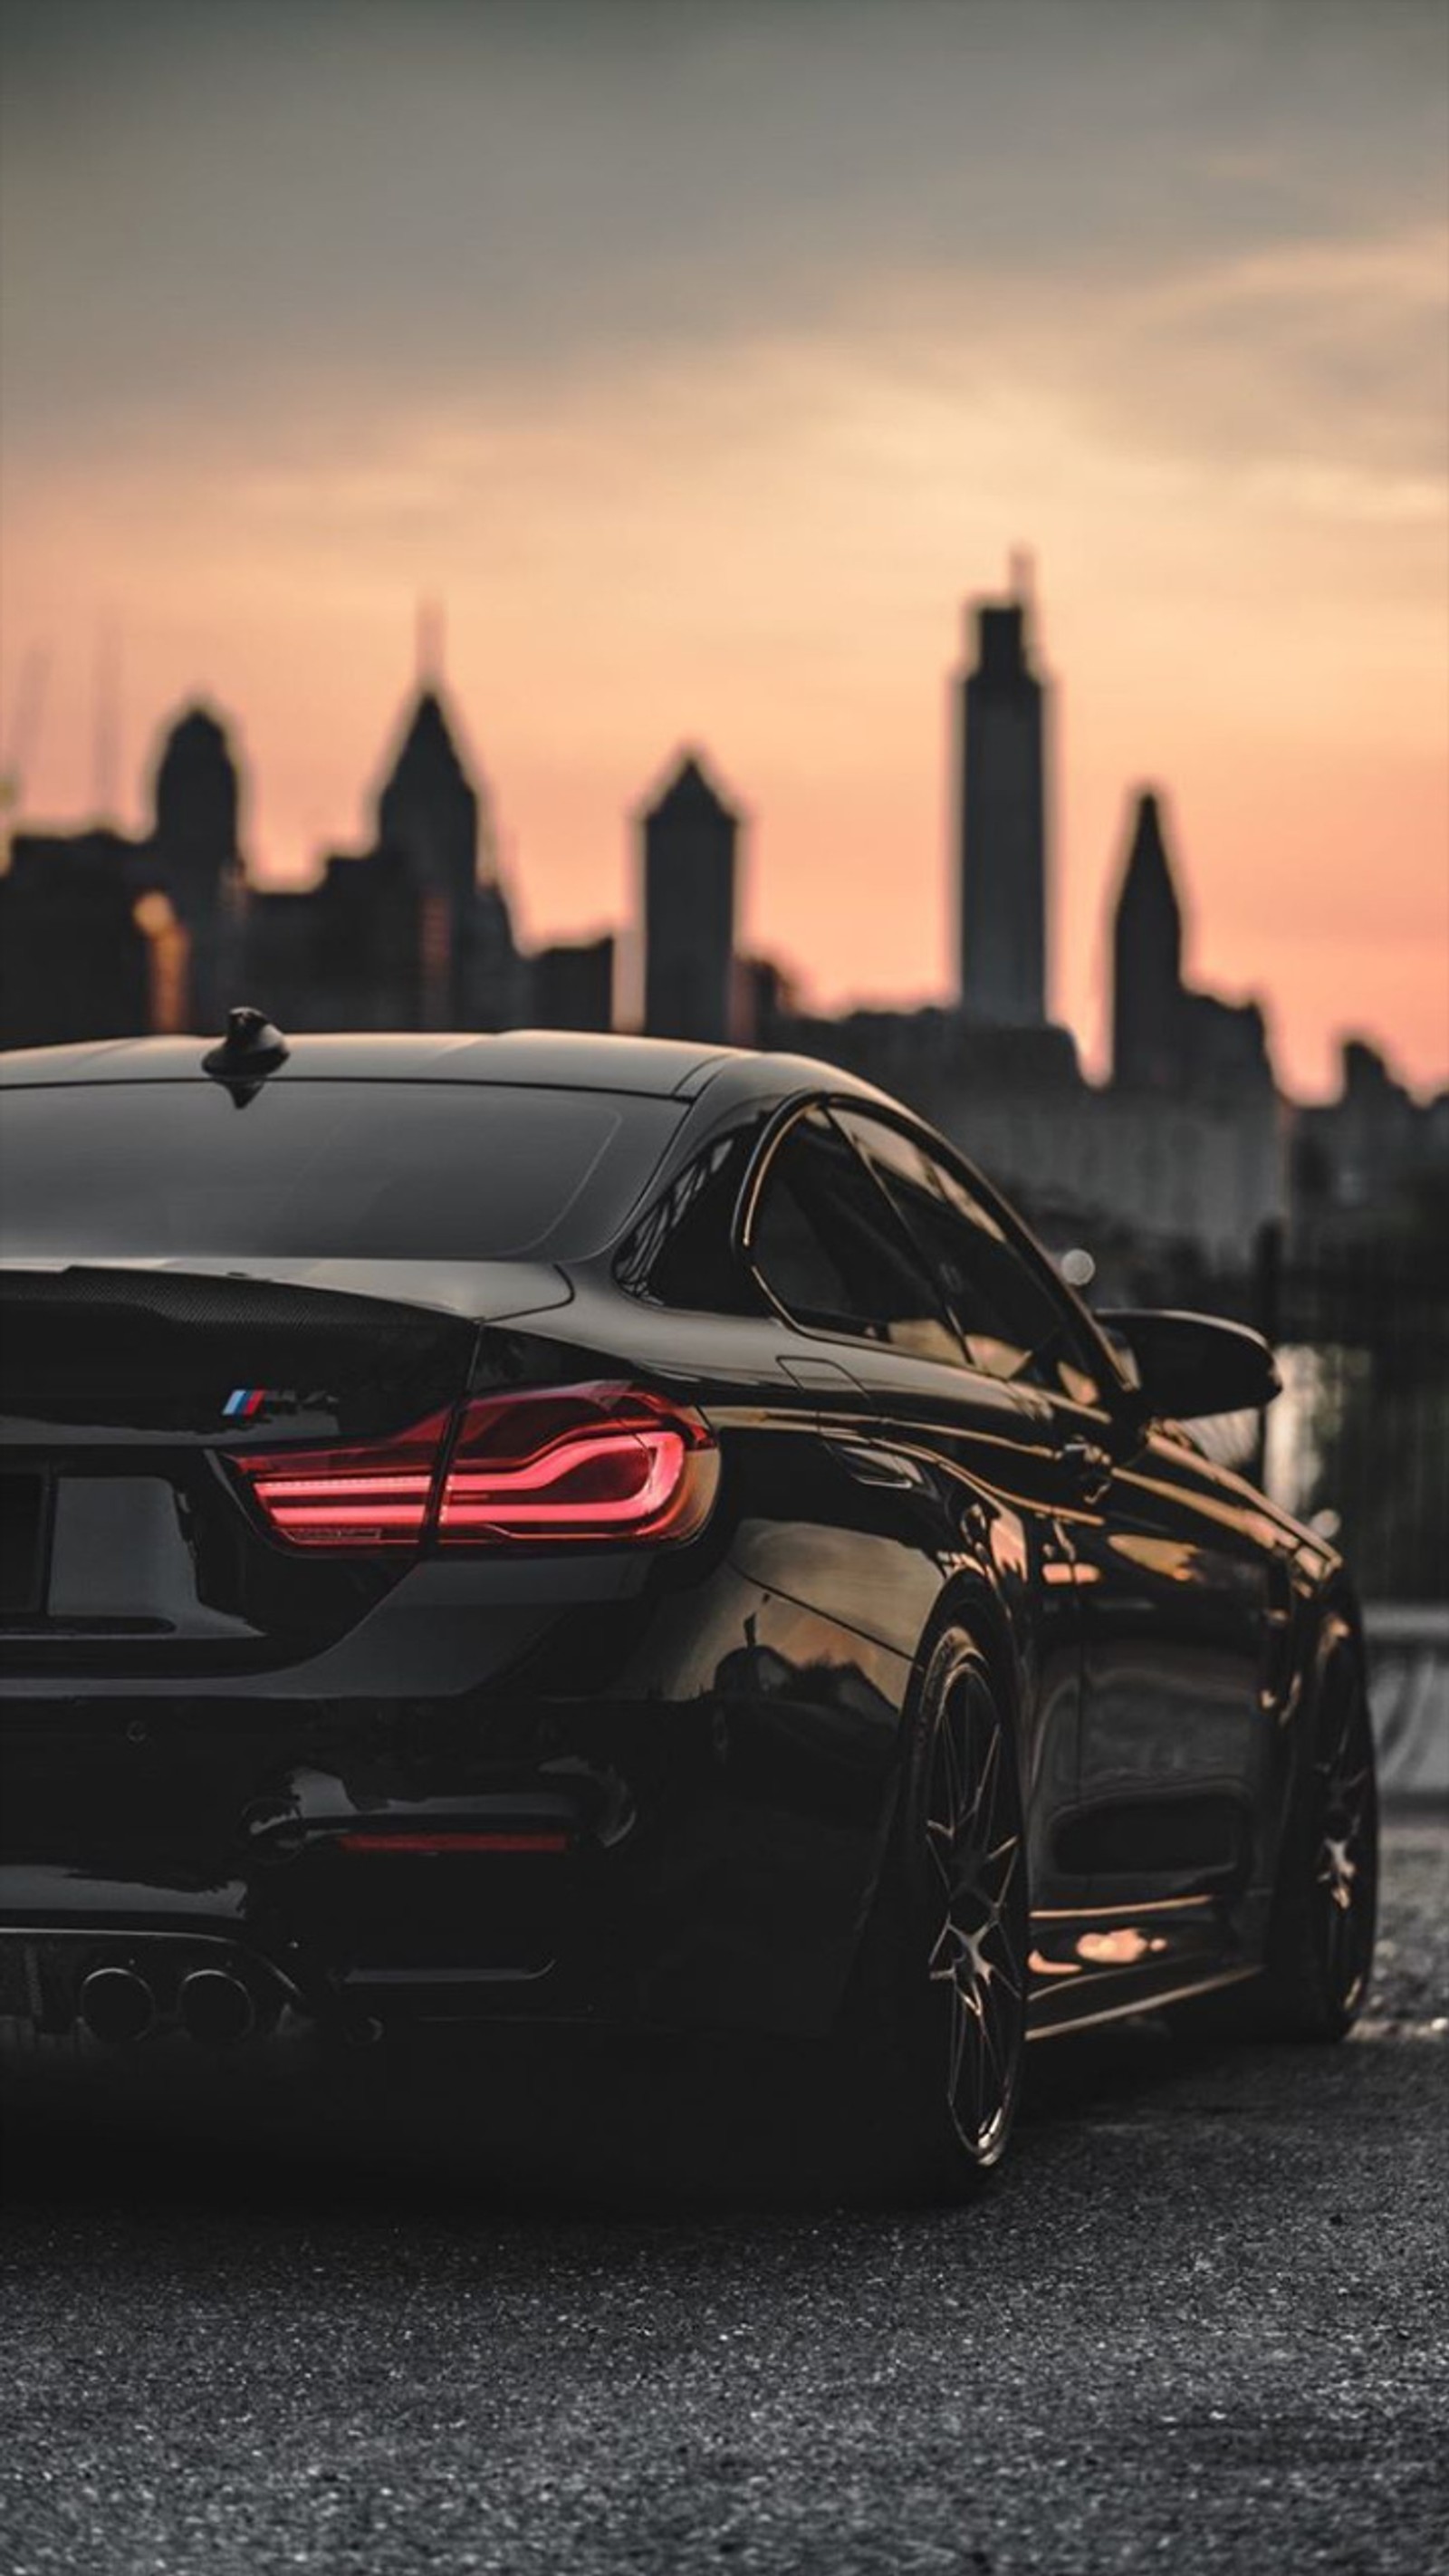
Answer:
[{"xmin": 1061, "ymin": 1437, "xmax": 1113, "ymax": 1504}]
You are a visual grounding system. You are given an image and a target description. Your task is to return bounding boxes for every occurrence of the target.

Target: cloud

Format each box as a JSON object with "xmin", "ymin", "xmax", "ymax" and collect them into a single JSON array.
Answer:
[{"xmin": 3, "ymin": 0, "xmax": 1445, "ymax": 491}]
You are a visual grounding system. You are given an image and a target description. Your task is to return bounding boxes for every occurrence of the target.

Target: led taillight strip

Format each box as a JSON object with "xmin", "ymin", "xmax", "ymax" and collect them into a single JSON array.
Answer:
[
  {"xmin": 246, "ymin": 1472, "xmax": 435, "ymax": 1544},
  {"xmin": 437, "ymin": 1427, "xmax": 686, "ymax": 1533},
  {"xmin": 233, "ymin": 1387, "xmax": 716, "ymax": 1552}
]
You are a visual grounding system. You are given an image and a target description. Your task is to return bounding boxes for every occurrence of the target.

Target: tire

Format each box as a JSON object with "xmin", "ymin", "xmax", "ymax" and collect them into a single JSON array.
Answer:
[
  {"xmin": 1255, "ymin": 1630, "xmax": 1378, "ymax": 2041},
  {"xmin": 826, "ymin": 1628, "xmax": 1030, "ymax": 2199}
]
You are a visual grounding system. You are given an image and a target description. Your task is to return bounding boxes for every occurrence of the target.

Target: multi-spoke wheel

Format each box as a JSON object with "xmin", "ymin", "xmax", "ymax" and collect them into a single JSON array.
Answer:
[
  {"xmin": 1310, "ymin": 1652, "xmax": 1379, "ymax": 2020},
  {"xmin": 925, "ymin": 1662, "xmax": 1026, "ymax": 2162},
  {"xmin": 1258, "ymin": 1629, "xmax": 1378, "ymax": 2041},
  {"xmin": 831, "ymin": 1628, "xmax": 1029, "ymax": 2196}
]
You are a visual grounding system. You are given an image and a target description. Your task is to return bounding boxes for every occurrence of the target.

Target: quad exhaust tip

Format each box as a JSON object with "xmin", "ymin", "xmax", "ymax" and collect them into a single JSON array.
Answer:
[
  {"xmin": 178, "ymin": 1966, "xmax": 257, "ymax": 2046},
  {"xmin": 77, "ymin": 1966, "xmax": 156, "ymax": 2046}
]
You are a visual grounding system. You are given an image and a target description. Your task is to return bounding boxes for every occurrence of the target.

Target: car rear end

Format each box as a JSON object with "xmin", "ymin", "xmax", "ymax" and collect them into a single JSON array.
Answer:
[{"xmin": 0, "ymin": 1045, "xmax": 763, "ymax": 2062}]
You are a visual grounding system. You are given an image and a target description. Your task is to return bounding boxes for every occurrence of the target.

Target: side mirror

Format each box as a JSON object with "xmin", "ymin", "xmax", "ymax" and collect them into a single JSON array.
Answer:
[{"xmin": 1095, "ymin": 1308, "xmax": 1281, "ymax": 1422}]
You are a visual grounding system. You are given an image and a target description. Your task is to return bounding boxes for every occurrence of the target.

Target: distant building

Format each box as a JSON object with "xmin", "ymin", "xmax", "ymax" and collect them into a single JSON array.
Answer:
[
  {"xmin": 149, "ymin": 704, "xmax": 246, "ymax": 1028},
  {"xmin": 371, "ymin": 686, "xmax": 520, "ymax": 1029},
  {"xmin": 950, "ymin": 1081, "xmax": 1284, "ymax": 1269},
  {"xmin": 640, "ymin": 751, "xmax": 740, "ymax": 1045},
  {"xmin": 377, "ymin": 690, "xmax": 478, "ymax": 917},
  {"xmin": 957, "ymin": 582, "xmax": 1049, "ymax": 1028},
  {"xmin": 773, "ymin": 996, "xmax": 1282, "ymax": 1263},
  {"xmin": 735, "ymin": 954, "xmax": 797, "ymax": 1052},
  {"xmin": 246, "ymin": 846, "xmax": 425, "ymax": 1033},
  {"xmin": 245, "ymin": 683, "xmax": 523, "ymax": 1034},
  {"xmin": 1292, "ymin": 1039, "xmax": 1449, "ymax": 1238},
  {"xmin": 1111, "ymin": 787, "xmax": 1273, "ymax": 1101},
  {"xmin": 0, "ymin": 828, "xmax": 152, "ymax": 1047},
  {"xmin": 0, "ymin": 702, "xmax": 245, "ymax": 1048},
  {"xmin": 4, "ymin": 581, "xmax": 1438, "ymax": 1274},
  {"xmin": 151, "ymin": 707, "xmax": 239, "ymax": 897},
  {"xmin": 1112, "ymin": 789, "xmax": 1183, "ymax": 1091},
  {"xmin": 531, "ymin": 936, "xmax": 615, "ymax": 1033}
]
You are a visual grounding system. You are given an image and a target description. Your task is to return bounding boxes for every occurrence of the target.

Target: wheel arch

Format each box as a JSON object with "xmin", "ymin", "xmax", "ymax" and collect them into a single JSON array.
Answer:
[
  {"xmin": 1271, "ymin": 1575, "xmax": 1372, "ymax": 1882},
  {"xmin": 901, "ymin": 1570, "xmax": 1031, "ymax": 1803}
]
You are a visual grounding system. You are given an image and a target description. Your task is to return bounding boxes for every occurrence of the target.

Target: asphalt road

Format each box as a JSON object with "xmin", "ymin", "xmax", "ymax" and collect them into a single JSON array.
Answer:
[{"xmin": 3, "ymin": 1817, "xmax": 1446, "ymax": 2576}]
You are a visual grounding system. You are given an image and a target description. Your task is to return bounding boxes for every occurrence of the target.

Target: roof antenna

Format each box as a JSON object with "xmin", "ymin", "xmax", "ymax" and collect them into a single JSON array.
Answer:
[{"xmin": 202, "ymin": 1004, "xmax": 290, "ymax": 1107}]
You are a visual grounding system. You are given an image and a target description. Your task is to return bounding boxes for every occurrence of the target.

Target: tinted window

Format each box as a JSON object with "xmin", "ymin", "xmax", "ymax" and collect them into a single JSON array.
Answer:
[
  {"xmin": 616, "ymin": 1121, "xmax": 763, "ymax": 1313},
  {"xmin": 751, "ymin": 1110, "xmax": 960, "ymax": 1363},
  {"xmin": 0, "ymin": 1082, "xmax": 681, "ymax": 1264},
  {"xmin": 837, "ymin": 1110, "xmax": 1101, "ymax": 1401}
]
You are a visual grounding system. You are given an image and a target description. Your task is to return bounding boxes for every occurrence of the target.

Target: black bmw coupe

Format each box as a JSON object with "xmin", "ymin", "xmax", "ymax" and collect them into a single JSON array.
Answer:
[{"xmin": 0, "ymin": 1016, "xmax": 1377, "ymax": 2192}]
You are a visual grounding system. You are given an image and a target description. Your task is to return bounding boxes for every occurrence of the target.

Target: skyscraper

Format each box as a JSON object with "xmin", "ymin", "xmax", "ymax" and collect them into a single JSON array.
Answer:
[
  {"xmin": 1111, "ymin": 787, "xmax": 1185, "ymax": 1090},
  {"xmin": 1111, "ymin": 786, "xmax": 1274, "ymax": 1100},
  {"xmin": 149, "ymin": 704, "xmax": 244, "ymax": 1027},
  {"xmin": 151, "ymin": 706, "xmax": 240, "ymax": 897},
  {"xmin": 373, "ymin": 685, "xmax": 518, "ymax": 1027},
  {"xmin": 955, "ymin": 580, "xmax": 1049, "ymax": 1027},
  {"xmin": 640, "ymin": 751, "xmax": 740, "ymax": 1045},
  {"xmin": 377, "ymin": 689, "xmax": 481, "ymax": 915}
]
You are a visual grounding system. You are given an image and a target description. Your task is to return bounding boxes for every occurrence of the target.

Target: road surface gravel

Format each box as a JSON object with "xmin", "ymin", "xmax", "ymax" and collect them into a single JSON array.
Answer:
[{"xmin": 2, "ymin": 1816, "xmax": 1445, "ymax": 2576}]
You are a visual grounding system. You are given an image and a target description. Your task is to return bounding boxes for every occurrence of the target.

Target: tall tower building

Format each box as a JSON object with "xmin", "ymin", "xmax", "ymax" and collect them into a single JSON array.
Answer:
[
  {"xmin": 377, "ymin": 688, "xmax": 481, "ymax": 913},
  {"xmin": 149, "ymin": 705, "xmax": 244, "ymax": 1026},
  {"xmin": 151, "ymin": 706, "xmax": 240, "ymax": 900},
  {"xmin": 956, "ymin": 579, "xmax": 1049, "ymax": 1027},
  {"xmin": 1111, "ymin": 787, "xmax": 1185, "ymax": 1090},
  {"xmin": 373, "ymin": 684, "xmax": 519, "ymax": 1029},
  {"xmin": 640, "ymin": 751, "xmax": 739, "ymax": 1045}
]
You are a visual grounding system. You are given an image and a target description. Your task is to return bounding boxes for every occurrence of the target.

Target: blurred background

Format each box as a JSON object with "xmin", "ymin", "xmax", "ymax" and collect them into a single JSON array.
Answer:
[{"xmin": 1, "ymin": 0, "xmax": 1445, "ymax": 1746}]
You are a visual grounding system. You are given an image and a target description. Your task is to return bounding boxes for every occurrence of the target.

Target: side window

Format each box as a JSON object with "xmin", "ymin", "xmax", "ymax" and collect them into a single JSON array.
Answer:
[
  {"xmin": 750, "ymin": 1110, "xmax": 961, "ymax": 1364},
  {"xmin": 616, "ymin": 1122, "xmax": 763, "ymax": 1313},
  {"xmin": 836, "ymin": 1110, "xmax": 1102, "ymax": 1403}
]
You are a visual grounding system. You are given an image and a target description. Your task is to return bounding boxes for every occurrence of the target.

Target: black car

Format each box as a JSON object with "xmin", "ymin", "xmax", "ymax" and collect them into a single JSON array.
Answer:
[{"xmin": 0, "ymin": 1017, "xmax": 1377, "ymax": 2193}]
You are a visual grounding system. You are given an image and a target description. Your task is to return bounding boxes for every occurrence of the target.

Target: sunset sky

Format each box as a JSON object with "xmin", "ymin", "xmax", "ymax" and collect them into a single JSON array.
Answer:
[{"xmin": 2, "ymin": 0, "xmax": 1446, "ymax": 1097}]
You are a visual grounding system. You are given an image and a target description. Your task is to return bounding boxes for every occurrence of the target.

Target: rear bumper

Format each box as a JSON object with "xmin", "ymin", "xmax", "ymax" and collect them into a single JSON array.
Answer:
[{"xmin": 0, "ymin": 1560, "xmax": 910, "ymax": 2048}]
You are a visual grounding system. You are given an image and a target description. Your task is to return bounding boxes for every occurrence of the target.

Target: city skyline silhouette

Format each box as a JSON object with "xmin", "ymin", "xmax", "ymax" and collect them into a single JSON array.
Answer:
[
  {"xmin": 2, "ymin": 570, "xmax": 1441, "ymax": 1110},
  {"xmin": 5, "ymin": 557, "xmax": 1441, "ymax": 1292}
]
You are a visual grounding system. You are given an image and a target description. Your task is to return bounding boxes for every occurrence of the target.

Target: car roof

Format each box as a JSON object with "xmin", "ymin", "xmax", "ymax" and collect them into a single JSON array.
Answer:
[{"xmin": 0, "ymin": 1027, "xmax": 888, "ymax": 1112}]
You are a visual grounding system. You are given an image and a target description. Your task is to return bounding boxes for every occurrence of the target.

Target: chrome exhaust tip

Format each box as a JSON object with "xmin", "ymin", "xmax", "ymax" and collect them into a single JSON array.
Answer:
[
  {"xmin": 178, "ymin": 1966, "xmax": 257, "ymax": 2047},
  {"xmin": 77, "ymin": 1965, "xmax": 156, "ymax": 2046}
]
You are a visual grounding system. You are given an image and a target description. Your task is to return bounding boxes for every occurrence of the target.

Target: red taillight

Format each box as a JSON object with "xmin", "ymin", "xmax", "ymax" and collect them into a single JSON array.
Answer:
[
  {"xmin": 232, "ymin": 1410, "xmax": 452, "ymax": 1548},
  {"xmin": 232, "ymin": 1384, "xmax": 717, "ymax": 1553},
  {"xmin": 438, "ymin": 1385, "xmax": 715, "ymax": 1544}
]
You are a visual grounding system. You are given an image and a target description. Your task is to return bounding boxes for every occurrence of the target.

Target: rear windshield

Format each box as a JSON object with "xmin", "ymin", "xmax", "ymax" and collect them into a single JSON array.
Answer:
[{"xmin": 0, "ymin": 1081, "xmax": 682, "ymax": 1264}]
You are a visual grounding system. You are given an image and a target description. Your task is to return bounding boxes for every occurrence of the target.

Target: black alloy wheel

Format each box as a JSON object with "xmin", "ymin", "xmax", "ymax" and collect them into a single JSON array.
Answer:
[
  {"xmin": 834, "ymin": 1629, "xmax": 1029, "ymax": 2196},
  {"xmin": 925, "ymin": 1651, "xmax": 1027, "ymax": 2162},
  {"xmin": 1302, "ymin": 1643, "xmax": 1379, "ymax": 2026},
  {"xmin": 1171, "ymin": 1630, "xmax": 1380, "ymax": 2052},
  {"xmin": 1261, "ymin": 1635, "xmax": 1379, "ymax": 2040}
]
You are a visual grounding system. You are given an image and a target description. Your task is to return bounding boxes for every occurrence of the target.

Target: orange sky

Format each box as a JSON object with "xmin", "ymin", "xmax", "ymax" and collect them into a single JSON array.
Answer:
[{"xmin": 2, "ymin": 1, "xmax": 1446, "ymax": 1099}]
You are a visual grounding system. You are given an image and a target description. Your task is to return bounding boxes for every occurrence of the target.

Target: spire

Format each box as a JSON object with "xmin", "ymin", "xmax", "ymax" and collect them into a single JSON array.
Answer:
[
  {"xmin": 385, "ymin": 687, "xmax": 468, "ymax": 797},
  {"xmin": 1111, "ymin": 786, "xmax": 1185, "ymax": 1089},
  {"xmin": 640, "ymin": 746, "xmax": 741, "ymax": 826},
  {"xmin": 1119, "ymin": 788, "xmax": 1176, "ymax": 906}
]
